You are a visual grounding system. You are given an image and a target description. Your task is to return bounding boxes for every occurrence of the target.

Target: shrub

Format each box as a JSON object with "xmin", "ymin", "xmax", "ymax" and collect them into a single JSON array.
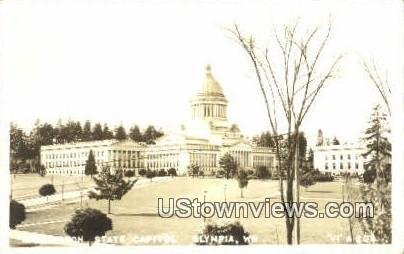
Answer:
[
  {"xmin": 124, "ymin": 170, "xmax": 135, "ymax": 177},
  {"xmin": 199, "ymin": 171, "xmax": 205, "ymax": 177},
  {"xmin": 146, "ymin": 170, "xmax": 157, "ymax": 181},
  {"xmin": 39, "ymin": 184, "xmax": 56, "ymax": 197},
  {"xmin": 37, "ymin": 164, "xmax": 46, "ymax": 177},
  {"xmin": 314, "ymin": 173, "xmax": 334, "ymax": 182},
  {"xmin": 196, "ymin": 221, "xmax": 250, "ymax": 245},
  {"xmin": 158, "ymin": 169, "xmax": 167, "ymax": 177},
  {"xmin": 247, "ymin": 169, "xmax": 254, "ymax": 175},
  {"xmin": 168, "ymin": 168, "xmax": 177, "ymax": 177},
  {"xmin": 216, "ymin": 169, "xmax": 225, "ymax": 178},
  {"xmin": 65, "ymin": 208, "xmax": 112, "ymax": 246},
  {"xmin": 363, "ymin": 168, "xmax": 376, "ymax": 184},
  {"xmin": 138, "ymin": 168, "xmax": 146, "ymax": 176},
  {"xmin": 300, "ymin": 172, "xmax": 315, "ymax": 189},
  {"xmin": 256, "ymin": 166, "xmax": 271, "ymax": 179},
  {"xmin": 10, "ymin": 200, "xmax": 26, "ymax": 229}
]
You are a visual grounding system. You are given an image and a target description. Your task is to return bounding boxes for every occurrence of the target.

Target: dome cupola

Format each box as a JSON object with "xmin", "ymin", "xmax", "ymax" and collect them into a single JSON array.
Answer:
[{"xmin": 191, "ymin": 65, "xmax": 228, "ymax": 122}]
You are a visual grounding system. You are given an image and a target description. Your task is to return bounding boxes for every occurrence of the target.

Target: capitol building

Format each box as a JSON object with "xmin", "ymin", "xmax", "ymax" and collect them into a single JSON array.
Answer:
[{"xmin": 41, "ymin": 66, "xmax": 276, "ymax": 176}]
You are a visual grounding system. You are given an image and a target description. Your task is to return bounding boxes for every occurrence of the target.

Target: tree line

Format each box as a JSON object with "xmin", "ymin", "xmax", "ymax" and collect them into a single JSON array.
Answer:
[{"xmin": 10, "ymin": 120, "xmax": 164, "ymax": 171}]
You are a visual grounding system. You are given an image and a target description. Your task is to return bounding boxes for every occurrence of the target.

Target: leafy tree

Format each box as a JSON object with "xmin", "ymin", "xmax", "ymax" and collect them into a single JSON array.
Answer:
[
  {"xmin": 307, "ymin": 148, "xmax": 314, "ymax": 169},
  {"xmin": 255, "ymin": 131, "xmax": 275, "ymax": 147},
  {"xmin": 300, "ymin": 170, "xmax": 316, "ymax": 189},
  {"xmin": 114, "ymin": 125, "xmax": 128, "ymax": 140},
  {"xmin": 65, "ymin": 208, "xmax": 112, "ymax": 246},
  {"xmin": 146, "ymin": 170, "xmax": 157, "ymax": 182},
  {"xmin": 31, "ymin": 121, "xmax": 56, "ymax": 162},
  {"xmin": 138, "ymin": 168, "xmax": 147, "ymax": 177},
  {"xmin": 10, "ymin": 123, "xmax": 32, "ymax": 162},
  {"xmin": 32, "ymin": 122, "xmax": 55, "ymax": 146},
  {"xmin": 143, "ymin": 125, "xmax": 163, "ymax": 144},
  {"xmin": 362, "ymin": 104, "xmax": 391, "ymax": 184},
  {"xmin": 188, "ymin": 164, "xmax": 200, "ymax": 178},
  {"xmin": 92, "ymin": 123, "xmax": 104, "ymax": 141},
  {"xmin": 82, "ymin": 121, "xmax": 92, "ymax": 141},
  {"xmin": 129, "ymin": 125, "xmax": 143, "ymax": 142},
  {"xmin": 9, "ymin": 200, "xmax": 26, "ymax": 229},
  {"xmin": 196, "ymin": 221, "xmax": 250, "ymax": 245},
  {"xmin": 297, "ymin": 132, "xmax": 307, "ymax": 160},
  {"xmin": 359, "ymin": 104, "xmax": 391, "ymax": 243},
  {"xmin": 102, "ymin": 124, "xmax": 114, "ymax": 140},
  {"xmin": 168, "ymin": 168, "xmax": 177, "ymax": 177},
  {"xmin": 89, "ymin": 167, "xmax": 136, "ymax": 214},
  {"xmin": 85, "ymin": 150, "xmax": 97, "ymax": 178},
  {"xmin": 237, "ymin": 169, "xmax": 249, "ymax": 198},
  {"xmin": 39, "ymin": 184, "xmax": 56, "ymax": 200},
  {"xmin": 64, "ymin": 120, "xmax": 83, "ymax": 143},
  {"xmin": 219, "ymin": 153, "xmax": 237, "ymax": 179},
  {"xmin": 256, "ymin": 166, "xmax": 271, "ymax": 179}
]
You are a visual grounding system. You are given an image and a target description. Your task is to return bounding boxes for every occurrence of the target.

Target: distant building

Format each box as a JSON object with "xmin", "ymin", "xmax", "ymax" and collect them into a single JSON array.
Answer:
[
  {"xmin": 41, "ymin": 65, "xmax": 276, "ymax": 176},
  {"xmin": 313, "ymin": 143, "xmax": 366, "ymax": 175},
  {"xmin": 143, "ymin": 65, "xmax": 276, "ymax": 175},
  {"xmin": 41, "ymin": 139, "xmax": 145, "ymax": 175}
]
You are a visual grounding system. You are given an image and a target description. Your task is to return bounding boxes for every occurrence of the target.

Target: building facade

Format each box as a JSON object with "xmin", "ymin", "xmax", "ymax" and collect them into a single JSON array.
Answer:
[
  {"xmin": 41, "ymin": 65, "xmax": 276, "ymax": 176},
  {"xmin": 144, "ymin": 65, "xmax": 276, "ymax": 175},
  {"xmin": 313, "ymin": 143, "xmax": 366, "ymax": 175},
  {"xmin": 41, "ymin": 139, "xmax": 145, "ymax": 175}
]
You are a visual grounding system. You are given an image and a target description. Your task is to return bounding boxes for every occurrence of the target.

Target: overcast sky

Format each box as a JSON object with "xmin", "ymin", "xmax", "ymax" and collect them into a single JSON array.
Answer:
[{"xmin": 2, "ymin": 0, "xmax": 401, "ymax": 145}]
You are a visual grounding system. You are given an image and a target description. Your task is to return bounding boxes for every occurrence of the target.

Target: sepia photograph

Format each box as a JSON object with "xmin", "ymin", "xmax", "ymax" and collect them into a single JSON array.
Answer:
[{"xmin": 0, "ymin": 0, "xmax": 403, "ymax": 253}]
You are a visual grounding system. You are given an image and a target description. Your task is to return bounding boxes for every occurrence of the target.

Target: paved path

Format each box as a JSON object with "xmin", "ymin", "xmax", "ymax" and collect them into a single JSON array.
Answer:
[{"xmin": 18, "ymin": 176, "xmax": 174, "ymax": 208}]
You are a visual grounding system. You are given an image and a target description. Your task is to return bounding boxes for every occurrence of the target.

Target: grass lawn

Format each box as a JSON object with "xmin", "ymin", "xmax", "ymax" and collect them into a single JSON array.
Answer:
[{"xmin": 16, "ymin": 177, "xmax": 363, "ymax": 245}]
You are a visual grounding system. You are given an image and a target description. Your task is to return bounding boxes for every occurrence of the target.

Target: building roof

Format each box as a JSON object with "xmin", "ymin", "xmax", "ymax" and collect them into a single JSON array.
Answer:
[
  {"xmin": 41, "ymin": 139, "xmax": 145, "ymax": 151},
  {"xmin": 197, "ymin": 65, "xmax": 225, "ymax": 98}
]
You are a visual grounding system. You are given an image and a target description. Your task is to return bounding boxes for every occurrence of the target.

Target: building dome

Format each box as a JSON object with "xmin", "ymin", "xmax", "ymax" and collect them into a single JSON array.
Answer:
[
  {"xmin": 198, "ymin": 65, "xmax": 225, "ymax": 97},
  {"xmin": 190, "ymin": 65, "xmax": 228, "ymax": 123}
]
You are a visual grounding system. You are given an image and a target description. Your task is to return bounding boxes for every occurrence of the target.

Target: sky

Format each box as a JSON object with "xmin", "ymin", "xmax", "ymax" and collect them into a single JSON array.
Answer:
[{"xmin": 1, "ymin": 0, "xmax": 402, "ymax": 146}]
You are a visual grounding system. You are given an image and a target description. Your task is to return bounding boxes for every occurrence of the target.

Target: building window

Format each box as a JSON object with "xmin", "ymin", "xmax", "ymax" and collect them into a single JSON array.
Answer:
[
  {"xmin": 332, "ymin": 155, "xmax": 336, "ymax": 160},
  {"xmin": 348, "ymin": 162, "xmax": 351, "ymax": 169},
  {"xmin": 340, "ymin": 155, "xmax": 343, "ymax": 160},
  {"xmin": 340, "ymin": 163, "xmax": 343, "ymax": 169},
  {"xmin": 355, "ymin": 163, "xmax": 359, "ymax": 169},
  {"xmin": 332, "ymin": 163, "xmax": 336, "ymax": 170},
  {"xmin": 325, "ymin": 163, "xmax": 328, "ymax": 170},
  {"xmin": 347, "ymin": 154, "xmax": 351, "ymax": 160}
]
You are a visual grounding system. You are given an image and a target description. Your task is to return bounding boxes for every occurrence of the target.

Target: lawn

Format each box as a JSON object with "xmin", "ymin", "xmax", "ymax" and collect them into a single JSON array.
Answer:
[{"xmin": 15, "ymin": 177, "xmax": 362, "ymax": 245}]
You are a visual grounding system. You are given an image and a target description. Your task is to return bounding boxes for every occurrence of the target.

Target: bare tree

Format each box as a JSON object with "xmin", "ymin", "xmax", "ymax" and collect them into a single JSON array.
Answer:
[
  {"xmin": 228, "ymin": 20, "xmax": 342, "ymax": 244},
  {"xmin": 362, "ymin": 59, "xmax": 391, "ymax": 115}
]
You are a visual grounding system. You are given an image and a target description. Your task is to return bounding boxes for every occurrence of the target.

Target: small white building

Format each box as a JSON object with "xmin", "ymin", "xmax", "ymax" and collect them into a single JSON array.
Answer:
[{"xmin": 313, "ymin": 143, "xmax": 366, "ymax": 175}]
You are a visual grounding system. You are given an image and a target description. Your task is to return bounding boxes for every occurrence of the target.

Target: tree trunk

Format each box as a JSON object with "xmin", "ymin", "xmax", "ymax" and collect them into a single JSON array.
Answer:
[
  {"xmin": 240, "ymin": 188, "xmax": 243, "ymax": 198},
  {"xmin": 108, "ymin": 198, "xmax": 111, "ymax": 214},
  {"xmin": 286, "ymin": 221, "xmax": 294, "ymax": 244},
  {"xmin": 286, "ymin": 178, "xmax": 294, "ymax": 244}
]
